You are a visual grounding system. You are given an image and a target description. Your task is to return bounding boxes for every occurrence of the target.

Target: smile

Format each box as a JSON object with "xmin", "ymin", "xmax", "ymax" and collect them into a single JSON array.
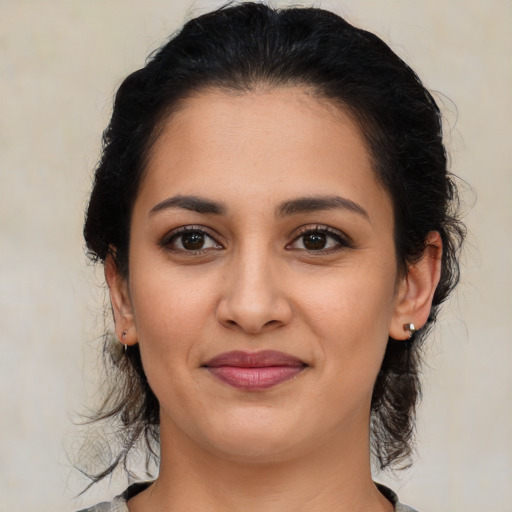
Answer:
[{"xmin": 203, "ymin": 350, "xmax": 307, "ymax": 390}]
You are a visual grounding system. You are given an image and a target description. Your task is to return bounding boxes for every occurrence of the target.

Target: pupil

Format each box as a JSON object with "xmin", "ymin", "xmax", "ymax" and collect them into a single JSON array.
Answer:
[
  {"xmin": 304, "ymin": 233, "xmax": 326, "ymax": 250},
  {"xmin": 182, "ymin": 232, "xmax": 205, "ymax": 250}
]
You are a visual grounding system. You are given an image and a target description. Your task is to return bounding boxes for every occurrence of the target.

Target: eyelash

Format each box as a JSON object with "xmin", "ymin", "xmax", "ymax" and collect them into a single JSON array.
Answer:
[
  {"xmin": 287, "ymin": 225, "xmax": 353, "ymax": 254},
  {"xmin": 160, "ymin": 226, "xmax": 223, "ymax": 254},
  {"xmin": 160, "ymin": 224, "xmax": 352, "ymax": 255}
]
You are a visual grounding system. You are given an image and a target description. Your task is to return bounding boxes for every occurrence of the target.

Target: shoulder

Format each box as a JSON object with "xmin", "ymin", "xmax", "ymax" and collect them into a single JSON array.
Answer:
[
  {"xmin": 376, "ymin": 483, "xmax": 419, "ymax": 512},
  {"xmin": 396, "ymin": 504, "xmax": 419, "ymax": 512},
  {"xmin": 74, "ymin": 497, "xmax": 127, "ymax": 512},
  {"xmin": 75, "ymin": 482, "xmax": 152, "ymax": 512}
]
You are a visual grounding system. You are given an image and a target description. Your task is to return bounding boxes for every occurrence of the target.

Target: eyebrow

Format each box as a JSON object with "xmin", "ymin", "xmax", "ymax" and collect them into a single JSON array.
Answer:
[
  {"xmin": 149, "ymin": 194, "xmax": 369, "ymax": 220},
  {"xmin": 278, "ymin": 195, "xmax": 369, "ymax": 220},
  {"xmin": 149, "ymin": 195, "xmax": 226, "ymax": 216}
]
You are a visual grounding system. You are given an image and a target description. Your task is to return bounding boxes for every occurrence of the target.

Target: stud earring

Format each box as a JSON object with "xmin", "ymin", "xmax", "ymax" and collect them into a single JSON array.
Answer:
[
  {"xmin": 121, "ymin": 330, "xmax": 128, "ymax": 352},
  {"xmin": 403, "ymin": 323, "xmax": 416, "ymax": 339}
]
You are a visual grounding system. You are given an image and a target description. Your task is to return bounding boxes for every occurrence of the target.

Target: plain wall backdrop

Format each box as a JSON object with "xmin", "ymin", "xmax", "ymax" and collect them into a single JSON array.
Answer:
[{"xmin": 0, "ymin": 1, "xmax": 511, "ymax": 511}]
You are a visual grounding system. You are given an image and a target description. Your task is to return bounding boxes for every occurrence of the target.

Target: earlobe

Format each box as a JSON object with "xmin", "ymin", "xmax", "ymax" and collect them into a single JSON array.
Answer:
[
  {"xmin": 105, "ymin": 253, "xmax": 137, "ymax": 346},
  {"xmin": 389, "ymin": 232, "xmax": 442, "ymax": 340}
]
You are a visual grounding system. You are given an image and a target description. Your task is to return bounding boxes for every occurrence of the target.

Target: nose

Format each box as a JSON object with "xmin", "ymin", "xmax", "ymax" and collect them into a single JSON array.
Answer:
[{"xmin": 216, "ymin": 250, "xmax": 293, "ymax": 334}]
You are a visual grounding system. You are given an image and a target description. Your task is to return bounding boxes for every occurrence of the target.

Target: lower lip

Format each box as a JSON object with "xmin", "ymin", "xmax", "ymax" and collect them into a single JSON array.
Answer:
[{"xmin": 207, "ymin": 366, "xmax": 305, "ymax": 390}]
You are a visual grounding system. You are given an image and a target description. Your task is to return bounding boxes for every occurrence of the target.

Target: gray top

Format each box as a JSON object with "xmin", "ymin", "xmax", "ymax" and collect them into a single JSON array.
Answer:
[{"xmin": 77, "ymin": 482, "xmax": 418, "ymax": 512}]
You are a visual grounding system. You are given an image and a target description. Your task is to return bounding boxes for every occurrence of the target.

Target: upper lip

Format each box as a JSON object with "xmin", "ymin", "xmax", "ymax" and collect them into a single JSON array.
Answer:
[{"xmin": 204, "ymin": 350, "xmax": 306, "ymax": 368}]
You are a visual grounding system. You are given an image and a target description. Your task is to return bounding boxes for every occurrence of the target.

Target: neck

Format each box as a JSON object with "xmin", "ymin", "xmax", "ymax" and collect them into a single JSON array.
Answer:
[{"xmin": 128, "ymin": 415, "xmax": 393, "ymax": 512}]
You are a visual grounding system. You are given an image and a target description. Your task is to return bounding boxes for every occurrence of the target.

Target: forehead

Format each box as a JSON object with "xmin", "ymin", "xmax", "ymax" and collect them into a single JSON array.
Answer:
[
  {"xmin": 148, "ymin": 87, "xmax": 369, "ymax": 164},
  {"xmin": 137, "ymin": 87, "xmax": 392, "ymax": 226}
]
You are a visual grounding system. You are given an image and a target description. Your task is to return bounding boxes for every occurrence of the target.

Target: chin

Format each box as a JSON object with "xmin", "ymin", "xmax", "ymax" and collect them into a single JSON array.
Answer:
[{"xmin": 196, "ymin": 407, "xmax": 315, "ymax": 462}]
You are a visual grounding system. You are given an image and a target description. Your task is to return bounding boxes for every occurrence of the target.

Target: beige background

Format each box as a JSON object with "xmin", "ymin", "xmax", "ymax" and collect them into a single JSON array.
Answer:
[{"xmin": 0, "ymin": 1, "xmax": 511, "ymax": 511}]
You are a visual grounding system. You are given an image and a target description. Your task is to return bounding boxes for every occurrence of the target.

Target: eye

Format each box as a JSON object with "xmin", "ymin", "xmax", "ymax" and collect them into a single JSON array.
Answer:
[
  {"xmin": 163, "ymin": 227, "xmax": 222, "ymax": 252},
  {"xmin": 287, "ymin": 226, "xmax": 350, "ymax": 252}
]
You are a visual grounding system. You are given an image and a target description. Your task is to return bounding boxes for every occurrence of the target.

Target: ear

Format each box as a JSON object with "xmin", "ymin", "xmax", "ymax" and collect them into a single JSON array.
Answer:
[
  {"xmin": 389, "ymin": 231, "xmax": 442, "ymax": 340},
  {"xmin": 105, "ymin": 253, "xmax": 137, "ymax": 346}
]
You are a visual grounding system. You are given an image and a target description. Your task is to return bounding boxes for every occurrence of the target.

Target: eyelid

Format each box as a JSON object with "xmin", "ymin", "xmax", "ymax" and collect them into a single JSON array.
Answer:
[
  {"xmin": 160, "ymin": 225, "xmax": 224, "ymax": 251},
  {"xmin": 158, "ymin": 223, "xmax": 352, "ymax": 254},
  {"xmin": 287, "ymin": 224, "xmax": 354, "ymax": 251}
]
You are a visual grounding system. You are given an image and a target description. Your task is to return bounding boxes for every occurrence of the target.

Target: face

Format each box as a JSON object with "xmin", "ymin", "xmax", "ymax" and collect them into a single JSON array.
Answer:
[{"xmin": 111, "ymin": 88, "xmax": 411, "ymax": 463}]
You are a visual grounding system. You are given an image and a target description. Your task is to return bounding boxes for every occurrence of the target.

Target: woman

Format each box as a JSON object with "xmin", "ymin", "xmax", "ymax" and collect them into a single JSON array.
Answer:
[{"xmin": 78, "ymin": 3, "xmax": 464, "ymax": 511}]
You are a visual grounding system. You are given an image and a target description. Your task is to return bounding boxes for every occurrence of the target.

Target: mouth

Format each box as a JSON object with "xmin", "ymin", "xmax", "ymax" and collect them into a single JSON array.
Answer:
[{"xmin": 203, "ymin": 350, "xmax": 307, "ymax": 390}]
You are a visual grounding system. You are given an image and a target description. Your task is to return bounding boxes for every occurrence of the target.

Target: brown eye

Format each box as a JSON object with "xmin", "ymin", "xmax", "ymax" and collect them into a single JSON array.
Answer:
[
  {"xmin": 303, "ymin": 232, "xmax": 327, "ymax": 250},
  {"xmin": 181, "ymin": 231, "xmax": 206, "ymax": 250},
  {"xmin": 287, "ymin": 226, "xmax": 350, "ymax": 253},
  {"xmin": 165, "ymin": 228, "xmax": 222, "ymax": 252}
]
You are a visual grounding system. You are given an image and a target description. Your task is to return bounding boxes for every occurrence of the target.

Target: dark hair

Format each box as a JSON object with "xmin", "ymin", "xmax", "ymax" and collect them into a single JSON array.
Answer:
[{"xmin": 83, "ymin": 1, "xmax": 465, "ymax": 483}]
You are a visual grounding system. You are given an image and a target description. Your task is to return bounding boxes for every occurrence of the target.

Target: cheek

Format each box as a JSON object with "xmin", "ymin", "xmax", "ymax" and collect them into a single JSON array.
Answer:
[
  {"xmin": 131, "ymin": 258, "xmax": 215, "ymax": 325},
  {"xmin": 128, "ymin": 265, "xmax": 219, "ymax": 373},
  {"xmin": 128, "ymin": 274, "xmax": 213, "ymax": 415},
  {"xmin": 302, "ymin": 267, "xmax": 396, "ymax": 332},
  {"xmin": 300, "ymin": 267, "xmax": 397, "ymax": 379}
]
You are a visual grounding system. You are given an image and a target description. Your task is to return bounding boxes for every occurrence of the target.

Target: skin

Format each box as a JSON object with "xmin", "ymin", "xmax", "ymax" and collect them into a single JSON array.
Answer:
[{"xmin": 106, "ymin": 88, "xmax": 441, "ymax": 512}]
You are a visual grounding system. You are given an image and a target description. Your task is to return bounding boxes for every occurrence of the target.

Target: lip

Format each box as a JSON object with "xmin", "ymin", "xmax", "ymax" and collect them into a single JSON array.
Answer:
[{"xmin": 203, "ymin": 350, "xmax": 307, "ymax": 390}]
